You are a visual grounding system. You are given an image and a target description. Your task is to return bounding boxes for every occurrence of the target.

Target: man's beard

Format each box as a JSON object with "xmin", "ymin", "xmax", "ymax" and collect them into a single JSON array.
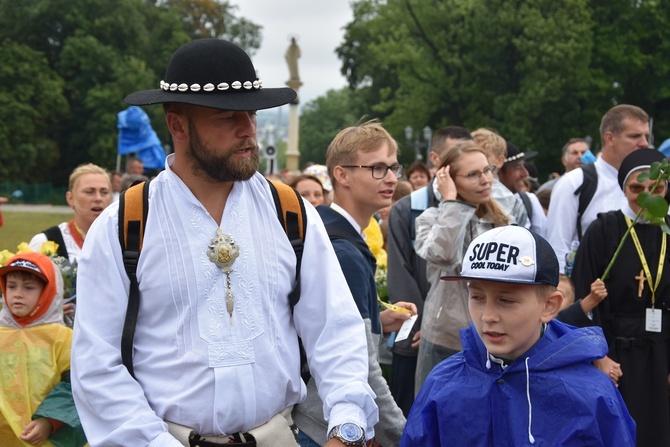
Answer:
[{"xmin": 187, "ymin": 120, "xmax": 259, "ymax": 182}]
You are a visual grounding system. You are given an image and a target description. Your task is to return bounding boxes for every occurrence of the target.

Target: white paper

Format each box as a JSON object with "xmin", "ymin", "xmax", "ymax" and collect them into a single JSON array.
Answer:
[
  {"xmin": 646, "ymin": 308, "xmax": 662, "ymax": 333},
  {"xmin": 394, "ymin": 315, "xmax": 418, "ymax": 342}
]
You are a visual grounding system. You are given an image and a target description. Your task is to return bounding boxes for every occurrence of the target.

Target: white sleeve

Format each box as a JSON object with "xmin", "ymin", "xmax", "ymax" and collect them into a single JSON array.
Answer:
[
  {"xmin": 29, "ymin": 232, "xmax": 48, "ymax": 252},
  {"xmin": 285, "ymin": 203, "xmax": 379, "ymax": 438},
  {"xmin": 71, "ymin": 204, "xmax": 179, "ymax": 447},
  {"xmin": 545, "ymin": 171, "xmax": 582, "ymax": 274}
]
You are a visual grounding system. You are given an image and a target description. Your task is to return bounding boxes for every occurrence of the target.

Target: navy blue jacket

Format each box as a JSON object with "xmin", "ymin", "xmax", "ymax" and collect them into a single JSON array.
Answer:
[{"xmin": 317, "ymin": 205, "xmax": 381, "ymax": 335}]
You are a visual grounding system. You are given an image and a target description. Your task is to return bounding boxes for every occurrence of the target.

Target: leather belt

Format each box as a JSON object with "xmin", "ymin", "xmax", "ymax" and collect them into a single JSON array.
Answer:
[{"xmin": 189, "ymin": 432, "xmax": 257, "ymax": 447}]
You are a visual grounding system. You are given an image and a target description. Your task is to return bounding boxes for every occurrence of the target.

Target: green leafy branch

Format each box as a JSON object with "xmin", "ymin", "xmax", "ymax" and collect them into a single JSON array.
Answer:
[{"xmin": 601, "ymin": 159, "xmax": 670, "ymax": 281}]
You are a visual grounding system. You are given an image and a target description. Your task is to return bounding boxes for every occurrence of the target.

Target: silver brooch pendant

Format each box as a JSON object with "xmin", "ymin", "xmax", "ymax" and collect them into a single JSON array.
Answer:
[
  {"xmin": 207, "ymin": 229, "xmax": 240, "ymax": 319},
  {"xmin": 207, "ymin": 229, "xmax": 239, "ymax": 272}
]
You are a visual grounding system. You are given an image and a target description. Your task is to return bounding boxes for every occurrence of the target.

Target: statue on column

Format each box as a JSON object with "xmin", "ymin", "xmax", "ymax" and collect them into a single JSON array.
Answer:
[
  {"xmin": 285, "ymin": 37, "xmax": 303, "ymax": 91},
  {"xmin": 284, "ymin": 35, "xmax": 301, "ymax": 172}
]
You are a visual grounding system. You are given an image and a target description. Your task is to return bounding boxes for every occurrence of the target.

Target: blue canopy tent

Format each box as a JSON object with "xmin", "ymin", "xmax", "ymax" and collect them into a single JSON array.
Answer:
[{"xmin": 117, "ymin": 106, "xmax": 166, "ymax": 171}]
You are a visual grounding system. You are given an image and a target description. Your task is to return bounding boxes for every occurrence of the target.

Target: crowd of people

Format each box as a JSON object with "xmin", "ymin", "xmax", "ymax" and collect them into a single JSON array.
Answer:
[{"xmin": 0, "ymin": 37, "xmax": 667, "ymax": 447}]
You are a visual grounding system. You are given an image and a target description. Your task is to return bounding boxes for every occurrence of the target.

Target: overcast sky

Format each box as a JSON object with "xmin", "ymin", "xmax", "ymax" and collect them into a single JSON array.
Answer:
[{"xmin": 234, "ymin": 0, "xmax": 353, "ymax": 111}]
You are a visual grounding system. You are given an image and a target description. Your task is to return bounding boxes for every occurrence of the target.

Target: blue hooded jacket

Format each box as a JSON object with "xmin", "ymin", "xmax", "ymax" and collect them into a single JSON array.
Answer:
[{"xmin": 401, "ymin": 319, "xmax": 635, "ymax": 446}]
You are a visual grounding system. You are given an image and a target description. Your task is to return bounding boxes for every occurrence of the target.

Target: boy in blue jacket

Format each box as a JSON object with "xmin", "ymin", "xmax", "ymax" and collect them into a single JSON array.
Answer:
[{"xmin": 401, "ymin": 225, "xmax": 635, "ymax": 446}]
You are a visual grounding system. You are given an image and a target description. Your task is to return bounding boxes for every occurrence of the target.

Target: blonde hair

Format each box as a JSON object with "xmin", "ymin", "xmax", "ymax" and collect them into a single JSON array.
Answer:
[
  {"xmin": 326, "ymin": 120, "xmax": 398, "ymax": 188},
  {"xmin": 536, "ymin": 284, "xmax": 558, "ymax": 301},
  {"xmin": 69, "ymin": 163, "xmax": 111, "ymax": 192},
  {"xmin": 471, "ymin": 128, "xmax": 506, "ymax": 160},
  {"xmin": 440, "ymin": 141, "xmax": 510, "ymax": 226}
]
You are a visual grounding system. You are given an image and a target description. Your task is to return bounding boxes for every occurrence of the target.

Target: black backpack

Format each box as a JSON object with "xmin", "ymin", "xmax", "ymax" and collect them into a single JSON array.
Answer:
[{"xmin": 573, "ymin": 163, "xmax": 598, "ymax": 240}]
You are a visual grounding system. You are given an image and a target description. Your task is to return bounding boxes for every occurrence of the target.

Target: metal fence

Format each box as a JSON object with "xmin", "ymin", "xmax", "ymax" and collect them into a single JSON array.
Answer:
[{"xmin": 0, "ymin": 182, "xmax": 68, "ymax": 205}]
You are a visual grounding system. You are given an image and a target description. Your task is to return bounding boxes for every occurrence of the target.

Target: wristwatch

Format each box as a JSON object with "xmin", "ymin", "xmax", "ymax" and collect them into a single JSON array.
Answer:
[{"xmin": 327, "ymin": 423, "xmax": 366, "ymax": 446}]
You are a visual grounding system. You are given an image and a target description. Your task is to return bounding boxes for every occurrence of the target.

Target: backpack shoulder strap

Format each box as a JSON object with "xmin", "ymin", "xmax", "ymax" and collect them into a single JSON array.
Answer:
[
  {"xmin": 267, "ymin": 179, "xmax": 307, "ymax": 311},
  {"xmin": 118, "ymin": 180, "xmax": 150, "ymax": 379},
  {"xmin": 573, "ymin": 163, "xmax": 598, "ymax": 240},
  {"xmin": 324, "ymin": 224, "xmax": 362, "ymax": 247},
  {"xmin": 43, "ymin": 225, "xmax": 68, "ymax": 259},
  {"xmin": 518, "ymin": 192, "xmax": 533, "ymax": 222},
  {"xmin": 266, "ymin": 179, "xmax": 310, "ymax": 383}
]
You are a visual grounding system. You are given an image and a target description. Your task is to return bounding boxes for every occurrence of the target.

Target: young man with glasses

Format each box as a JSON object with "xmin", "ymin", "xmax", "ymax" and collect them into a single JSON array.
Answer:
[{"xmin": 293, "ymin": 121, "xmax": 417, "ymax": 447}]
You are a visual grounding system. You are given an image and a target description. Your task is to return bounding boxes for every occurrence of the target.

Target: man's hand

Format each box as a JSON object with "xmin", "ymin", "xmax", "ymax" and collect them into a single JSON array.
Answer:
[
  {"xmin": 380, "ymin": 301, "xmax": 417, "ymax": 333},
  {"xmin": 593, "ymin": 355, "xmax": 622, "ymax": 386},
  {"xmin": 325, "ymin": 439, "xmax": 347, "ymax": 447},
  {"xmin": 325, "ymin": 439, "xmax": 366, "ymax": 447},
  {"xmin": 20, "ymin": 418, "xmax": 52, "ymax": 445}
]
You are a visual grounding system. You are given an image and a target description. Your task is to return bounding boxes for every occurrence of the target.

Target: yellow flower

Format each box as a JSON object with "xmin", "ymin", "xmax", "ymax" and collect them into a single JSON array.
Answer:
[
  {"xmin": 40, "ymin": 241, "xmax": 59, "ymax": 256},
  {"xmin": 16, "ymin": 242, "xmax": 33, "ymax": 253},
  {"xmin": 364, "ymin": 217, "xmax": 387, "ymax": 268},
  {"xmin": 0, "ymin": 249, "xmax": 15, "ymax": 266}
]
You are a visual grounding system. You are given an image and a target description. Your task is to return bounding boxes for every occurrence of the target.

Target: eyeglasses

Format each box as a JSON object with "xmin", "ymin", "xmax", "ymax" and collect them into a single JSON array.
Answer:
[
  {"xmin": 628, "ymin": 183, "xmax": 666, "ymax": 195},
  {"xmin": 340, "ymin": 164, "xmax": 404, "ymax": 179},
  {"xmin": 455, "ymin": 165, "xmax": 497, "ymax": 183}
]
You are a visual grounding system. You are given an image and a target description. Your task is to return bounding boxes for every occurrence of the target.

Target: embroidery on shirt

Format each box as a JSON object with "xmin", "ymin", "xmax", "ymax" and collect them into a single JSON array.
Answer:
[{"xmin": 191, "ymin": 184, "xmax": 263, "ymax": 367}]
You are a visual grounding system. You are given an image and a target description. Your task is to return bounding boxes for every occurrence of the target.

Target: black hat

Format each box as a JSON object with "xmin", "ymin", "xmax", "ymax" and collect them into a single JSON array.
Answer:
[
  {"xmin": 504, "ymin": 142, "xmax": 538, "ymax": 165},
  {"xmin": 125, "ymin": 39, "xmax": 296, "ymax": 111},
  {"xmin": 617, "ymin": 148, "xmax": 666, "ymax": 190}
]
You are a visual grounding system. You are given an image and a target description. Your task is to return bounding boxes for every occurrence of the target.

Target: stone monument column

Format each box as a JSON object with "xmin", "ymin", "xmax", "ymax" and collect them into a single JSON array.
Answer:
[{"xmin": 285, "ymin": 36, "xmax": 302, "ymax": 173}]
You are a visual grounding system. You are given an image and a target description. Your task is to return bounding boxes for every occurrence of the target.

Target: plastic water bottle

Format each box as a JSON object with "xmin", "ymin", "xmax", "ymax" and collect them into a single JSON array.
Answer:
[{"xmin": 565, "ymin": 240, "xmax": 580, "ymax": 277}]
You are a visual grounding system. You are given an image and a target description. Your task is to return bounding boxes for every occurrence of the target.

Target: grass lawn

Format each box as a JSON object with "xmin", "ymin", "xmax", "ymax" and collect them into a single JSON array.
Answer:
[{"xmin": 0, "ymin": 212, "xmax": 73, "ymax": 252}]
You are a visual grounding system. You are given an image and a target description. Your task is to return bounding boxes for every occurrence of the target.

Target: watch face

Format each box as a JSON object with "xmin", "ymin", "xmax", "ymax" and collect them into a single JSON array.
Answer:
[{"xmin": 340, "ymin": 423, "xmax": 363, "ymax": 441}]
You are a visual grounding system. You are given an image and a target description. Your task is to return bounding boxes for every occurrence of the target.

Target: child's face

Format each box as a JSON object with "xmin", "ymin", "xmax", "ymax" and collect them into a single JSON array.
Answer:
[
  {"xmin": 3, "ymin": 273, "xmax": 45, "ymax": 318},
  {"xmin": 468, "ymin": 280, "xmax": 561, "ymax": 361}
]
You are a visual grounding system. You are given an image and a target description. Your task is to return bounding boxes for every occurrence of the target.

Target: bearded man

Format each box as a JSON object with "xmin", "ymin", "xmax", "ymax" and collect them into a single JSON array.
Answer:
[{"xmin": 71, "ymin": 39, "xmax": 377, "ymax": 447}]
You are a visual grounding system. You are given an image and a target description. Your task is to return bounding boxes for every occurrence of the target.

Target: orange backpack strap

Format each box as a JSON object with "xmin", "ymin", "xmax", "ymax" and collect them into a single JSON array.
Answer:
[
  {"xmin": 118, "ymin": 180, "xmax": 150, "ymax": 379},
  {"xmin": 267, "ymin": 179, "xmax": 306, "ymax": 242},
  {"xmin": 267, "ymin": 179, "xmax": 311, "ymax": 383}
]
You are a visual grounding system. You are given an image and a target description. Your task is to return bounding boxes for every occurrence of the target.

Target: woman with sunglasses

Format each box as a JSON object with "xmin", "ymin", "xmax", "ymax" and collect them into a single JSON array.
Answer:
[
  {"xmin": 413, "ymin": 140, "xmax": 510, "ymax": 392},
  {"xmin": 562, "ymin": 148, "xmax": 670, "ymax": 447}
]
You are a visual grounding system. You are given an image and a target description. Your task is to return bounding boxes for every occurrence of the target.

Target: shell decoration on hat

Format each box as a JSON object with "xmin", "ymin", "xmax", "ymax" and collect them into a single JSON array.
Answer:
[{"xmin": 160, "ymin": 79, "xmax": 263, "ymax": 93}]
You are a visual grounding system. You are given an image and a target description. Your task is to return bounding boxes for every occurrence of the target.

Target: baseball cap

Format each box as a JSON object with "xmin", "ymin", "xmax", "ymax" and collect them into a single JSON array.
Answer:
[
  {"xmin": 442, "ymin": 225, "xmax": 559, "ymax": 286},
  {"xmin": 0, "ymin": 256, "xmax": 48, "ymax": 282}
]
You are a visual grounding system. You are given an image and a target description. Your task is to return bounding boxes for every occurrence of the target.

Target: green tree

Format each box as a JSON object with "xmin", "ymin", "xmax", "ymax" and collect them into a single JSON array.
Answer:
[
  {"xmin": 162, "ymin": 0, "xmax": 261, "ymax": 51},
  {"xmin": 339, "ymin": 0, "xmax": 596, "ymax": 174},
  {"xmin": 335, "ymin": 0, "xmax": 670, "ymax": 178},
  {"xmin": 299, "ymin": 88, "xmax": 371, "ymax": 166},
  {"xmin": 0, "ymin": 0, "xmax": 261, "ymax": 184},
  {"xmin": 0, "ymin": 41, "xmax": 67, "ymax": 182}
]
